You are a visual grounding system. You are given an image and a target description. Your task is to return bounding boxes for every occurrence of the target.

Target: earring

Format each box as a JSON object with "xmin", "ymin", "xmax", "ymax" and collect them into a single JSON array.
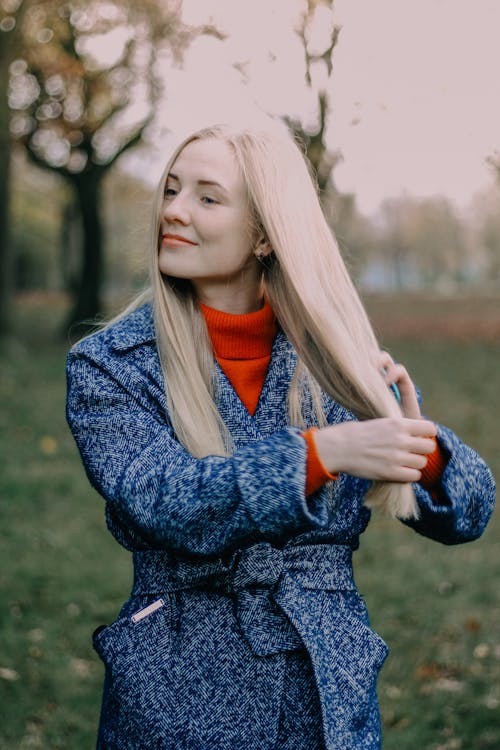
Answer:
[{"xmin": 255, "ymin": 248, "xmax": 265, "ymax": 262}]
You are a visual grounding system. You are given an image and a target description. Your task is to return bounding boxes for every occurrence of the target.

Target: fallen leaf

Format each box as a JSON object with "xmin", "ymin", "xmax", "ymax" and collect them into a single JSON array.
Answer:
[
  {"xmin": 435, "ymin": 678, "xmax": 464, "ymax": 692},
  {"xmin": 473, "ymin": 643, "xmax": 490, "ymax": 659},
  {"xmin": 28, "ymin": 628, "xmax": 45, "ymax": 643},
  {"xmin": 67, "ymin": 602, "xmax": 81, "ymax": 616},
  {"xmin": 0, "ymin": 667, "xmax": 19, "ymax": 681},
  {"xmin": 464, "ymin": 617, "xmax": 481, "ymax": 633},
  {"xmin": 485, "ymin": 695, "xmax": 499, "ymax": 710},
  {"xmin": 70, "ymin": 658, "xmax": 92, "ymax": 677},
  {"xmin": 39, "ymin": 436, "xmax": 58, "ymax": 455},
  {"xmin": 416, "ymin": 662, "xmax": 445, "ymax": 680}
]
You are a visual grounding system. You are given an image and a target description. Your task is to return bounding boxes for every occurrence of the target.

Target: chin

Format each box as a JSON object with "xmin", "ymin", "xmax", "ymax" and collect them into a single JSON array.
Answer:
[
  {"xmin": 158, "ymin": 255, "xmax": 181, "ymax": 277},
  {"xmin": 158, "ymin": 261, "xmax": 192, "ymax": 281}
]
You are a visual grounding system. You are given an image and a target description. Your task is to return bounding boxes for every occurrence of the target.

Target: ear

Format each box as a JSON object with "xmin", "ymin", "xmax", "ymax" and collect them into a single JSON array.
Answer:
[{"xmin": 254, "ymin": 234, "xmax": 273, "ymax": 259}]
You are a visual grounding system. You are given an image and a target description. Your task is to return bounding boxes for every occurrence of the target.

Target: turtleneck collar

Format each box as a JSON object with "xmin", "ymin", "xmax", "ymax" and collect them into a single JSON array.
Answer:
[{"xmin": 199, "ymin": 299, "xmax": 278, "ymax": 360}]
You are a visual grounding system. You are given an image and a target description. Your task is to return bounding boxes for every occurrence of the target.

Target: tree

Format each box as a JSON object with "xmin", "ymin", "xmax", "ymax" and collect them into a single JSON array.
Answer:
[
  {"xmin": 483, "ymin": 153, "xmax": 500, "ymax": 283},
  {"xmin": 10, "ymin": 0, "xmax": 221, "ymax": 335},
  {"xmin": 283, "ymin": 0, "xmax": 341, "ymax": 194},
  {"xmin": 378, "ymin": 197, "xmax": 419, "ymax": 290},
  {"xmin": 0, "ymin": 0, "xmax": 30, "ymax": 336},
  {"xmin": 282, "ymin": 0, "xmax": 374, "ymax": 277},
  {"xmin": 470, "ymin": 182, "xmax": 500, "ymax": 284},
  {"xmin": 376, "ymin": 195, "xmax": 467, "ymax": 290}
]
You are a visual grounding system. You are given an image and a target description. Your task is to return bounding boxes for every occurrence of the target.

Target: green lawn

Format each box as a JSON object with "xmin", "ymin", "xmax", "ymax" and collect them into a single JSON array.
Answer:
[
  {"xmin": 356, "ymin": 338, "xmax": 500, "ymax": 750},
  {"xmin": 0, "ymin": 297, "xmax": 498, "ymax": 749}
]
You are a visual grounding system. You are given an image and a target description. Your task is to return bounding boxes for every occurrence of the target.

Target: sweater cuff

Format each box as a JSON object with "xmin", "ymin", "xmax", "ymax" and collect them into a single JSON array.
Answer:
[
  {"xmin": 302, "ymin": 428, "xmax": 338, "ymax": 496},
  {"xmin": 419, "ymin": 436, "xmax": 448, "ymax": 489}
]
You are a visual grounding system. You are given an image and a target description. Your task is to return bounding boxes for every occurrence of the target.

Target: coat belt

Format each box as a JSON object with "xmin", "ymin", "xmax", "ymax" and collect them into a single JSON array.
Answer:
[
  {"xmin": 131, "ymin": 543, "xmax": 387, "ymax": 748},
  {"xmin": 131, "ymin": 543, "xmax": 356, "ymax": 657}
]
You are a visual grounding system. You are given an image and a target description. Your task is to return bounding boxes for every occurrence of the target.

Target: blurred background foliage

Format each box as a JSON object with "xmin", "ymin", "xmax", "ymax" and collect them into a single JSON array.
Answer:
[
  {"xmin": 1, "ymin": 1, "xmax": 499, "ymax": 748},
  {"xmin": 1, "ymin": 0, "xmax": 222, "ymax": 335},
  {"xmin": 1, "ymin": 0, "xmax": 499, "ymax": 340}
]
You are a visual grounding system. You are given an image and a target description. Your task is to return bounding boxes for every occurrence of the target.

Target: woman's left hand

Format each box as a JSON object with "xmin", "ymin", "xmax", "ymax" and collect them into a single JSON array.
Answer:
[{"xmin": 378, "ymin": 351, "xmax": 422, "ymax": 419}]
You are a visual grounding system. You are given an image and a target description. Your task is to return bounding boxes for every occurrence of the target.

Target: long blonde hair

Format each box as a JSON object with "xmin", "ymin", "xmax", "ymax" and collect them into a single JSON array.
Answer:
[{"xmin": 146, "ymin": 121, "xmax": 417, "ymax": 520}]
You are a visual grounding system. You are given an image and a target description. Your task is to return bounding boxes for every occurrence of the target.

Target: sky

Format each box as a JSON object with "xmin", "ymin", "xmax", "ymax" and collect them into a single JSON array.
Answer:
[{"xmin": 152, "ymin": 0, "xmax": 500, "ymax": 215}]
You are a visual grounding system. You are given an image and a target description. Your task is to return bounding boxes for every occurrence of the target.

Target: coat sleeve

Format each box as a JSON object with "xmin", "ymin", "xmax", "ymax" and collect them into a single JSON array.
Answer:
[
  {"xmin": 66, "ymin": 349, "xmax": 330, "ymax": 558},
  {"xmin": 404, "ymin": 424, "xmax": 495, "ymax": 544},
  {"xmin": 322, "ymin": 389, "xmax": 495, "ymax": 544}
]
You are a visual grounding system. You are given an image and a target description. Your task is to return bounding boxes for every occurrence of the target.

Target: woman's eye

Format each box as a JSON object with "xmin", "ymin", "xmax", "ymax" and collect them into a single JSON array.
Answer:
[
  {"xmin": 201, "ymin": 195, "xmax": 217, "ymax": 205},
  {"xmin": 164, "ymin": 187, "xmax": 177, "ymax": 198}
]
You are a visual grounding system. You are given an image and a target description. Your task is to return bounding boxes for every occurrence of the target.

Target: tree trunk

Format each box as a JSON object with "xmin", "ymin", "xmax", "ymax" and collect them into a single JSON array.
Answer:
[
  {"xmin": 0, "ymin": 45, "xmax": 12, "ymax": 337},
  {"xmin": 65, "ymin": 170, "xmax": 104, "ymax": 338}
]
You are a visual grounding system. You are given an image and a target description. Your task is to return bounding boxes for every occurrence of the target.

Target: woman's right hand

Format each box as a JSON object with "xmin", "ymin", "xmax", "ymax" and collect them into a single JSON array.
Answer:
[{"xmin": 314, "ymin": 418, "xmax": 438, "ymax": 483}]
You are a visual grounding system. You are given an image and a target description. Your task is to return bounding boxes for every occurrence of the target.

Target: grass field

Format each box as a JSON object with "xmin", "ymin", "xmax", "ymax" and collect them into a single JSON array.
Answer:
[{"xmin": 0, "ymin": 294, "xmax": 498, "ymax": 750}]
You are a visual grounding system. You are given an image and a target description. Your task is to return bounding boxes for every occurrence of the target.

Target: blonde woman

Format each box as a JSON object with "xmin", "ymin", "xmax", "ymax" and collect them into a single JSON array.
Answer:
[{"xmin": 66, "ymin": 122, "xmax": 495, "ymax": 750}]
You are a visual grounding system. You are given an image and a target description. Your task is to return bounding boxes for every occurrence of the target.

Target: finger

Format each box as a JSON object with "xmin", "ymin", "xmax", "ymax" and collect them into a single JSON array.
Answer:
[
  {"xmin": 399, "ymin": 451, "xmax": 429, "ymax": 470},
  {"xmin": 381, "ymin": 361, "xmax": 413, "ymax": 398},
  {"xmin": 403, "ymin": 436, "xmax": 437, "ymax": 455},
  {"xmin": 377, "ymin": 351, "xmax": 395, "ymax": 370},
  {"xmin": 404, "ymin": 419, "xmax": 437, "ymax": 437},
  {"xmin": 412, "ymin": 454, "xmax": 429, "ymax": 470},
  {"xmin": 410, "ymin": 437, "xmax": 437, "ymax": 455},
  {"xmin": 383, "ymin": 364, "xmax": 416, "ymax": 400},
  {"xmin": 378, "ymin": 359, "xmax": 397, "ymax": 387},
  {"xmin": 378, "ymin": 362, "xmax": 406, "ymax": 409},
  {"xmin": 383, "ymin": 466, "xmax": 422, "ymax": 483},
  {"xmin": 390, "ymin": 364, "xmax": 409, "ymax": 386},
  {"xmin": 380, "ymin": 362, "xmax": 397, "ymax": 386}
]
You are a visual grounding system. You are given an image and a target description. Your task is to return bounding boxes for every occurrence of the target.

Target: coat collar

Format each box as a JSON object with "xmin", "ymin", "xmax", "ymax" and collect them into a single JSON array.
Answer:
[{"xmin": 109, "ymin": 303, "xmax": 156, "ymax": 352}]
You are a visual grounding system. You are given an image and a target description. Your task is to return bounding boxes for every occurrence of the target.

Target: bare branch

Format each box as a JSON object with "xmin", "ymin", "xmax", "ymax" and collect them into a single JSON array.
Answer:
[{"xmin": 106, "ymin": 112, "xmax": 155, "ymax": 167}]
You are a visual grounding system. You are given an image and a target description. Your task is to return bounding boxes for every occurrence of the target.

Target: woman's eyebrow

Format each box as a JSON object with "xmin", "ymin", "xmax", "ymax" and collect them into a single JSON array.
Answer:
[
  {"xmin": 168, "ymin": 173, "xmax": 228, "ymax": 195},
  {"xmin": 197, "ymin": 179, "xmax": 227, "ymax": 192}
]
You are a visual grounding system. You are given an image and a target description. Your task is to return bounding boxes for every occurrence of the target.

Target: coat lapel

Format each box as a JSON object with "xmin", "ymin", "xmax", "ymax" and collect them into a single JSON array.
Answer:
[{"xmin": 215, "ymin": 331, "xmax": 295, "ymax": 446}]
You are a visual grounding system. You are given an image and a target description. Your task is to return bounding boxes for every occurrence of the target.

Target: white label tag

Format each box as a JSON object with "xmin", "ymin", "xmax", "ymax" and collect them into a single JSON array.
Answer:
[{"xmin": 131, "ymin": 598, "xmax": 165, "ymax": 623}]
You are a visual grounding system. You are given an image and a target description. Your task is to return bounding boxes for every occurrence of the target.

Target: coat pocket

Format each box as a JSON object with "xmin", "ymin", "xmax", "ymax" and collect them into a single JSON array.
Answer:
[
  {"xmin": 93, "ymin": 595, "xmax": 179, "ymax": 746},
  {"xmin": 93, "ymin": 595, "xmax": 173, "ymax": 673}
]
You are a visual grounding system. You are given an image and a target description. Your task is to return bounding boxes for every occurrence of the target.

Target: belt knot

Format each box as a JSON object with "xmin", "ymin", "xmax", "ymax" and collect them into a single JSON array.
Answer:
[{"xmin": 231, "ymin": 542, "xmax": 284, "ymax": 591}]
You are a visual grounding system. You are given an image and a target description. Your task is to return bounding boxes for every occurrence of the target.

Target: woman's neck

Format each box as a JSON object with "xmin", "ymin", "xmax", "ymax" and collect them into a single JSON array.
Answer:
[{"xmin": 193, "ymin": 278, "xmax": 265, "ymax": 315}]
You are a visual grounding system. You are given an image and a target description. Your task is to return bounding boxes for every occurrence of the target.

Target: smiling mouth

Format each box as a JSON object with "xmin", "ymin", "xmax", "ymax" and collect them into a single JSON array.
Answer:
[{"xmin": 161, "ymin": 233, "xmax": 198, "ymax": 247}]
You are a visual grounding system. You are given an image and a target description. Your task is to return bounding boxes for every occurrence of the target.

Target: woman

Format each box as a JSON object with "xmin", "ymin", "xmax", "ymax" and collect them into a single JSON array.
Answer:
[{"xmin": 66, "ymin": 121, "xmax": 495, "ymax": 749}]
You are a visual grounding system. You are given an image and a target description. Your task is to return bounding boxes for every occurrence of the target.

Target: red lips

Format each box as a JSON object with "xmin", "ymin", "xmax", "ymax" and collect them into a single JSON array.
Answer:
[{"xmin": 162, "ymin": 233, "xmax": 197, "ymax": 246}]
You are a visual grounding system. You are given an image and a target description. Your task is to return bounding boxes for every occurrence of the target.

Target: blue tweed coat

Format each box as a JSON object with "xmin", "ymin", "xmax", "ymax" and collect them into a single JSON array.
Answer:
[{"xmin": 66, "ymin": 303, "xmax": 495, "ymax": 750}]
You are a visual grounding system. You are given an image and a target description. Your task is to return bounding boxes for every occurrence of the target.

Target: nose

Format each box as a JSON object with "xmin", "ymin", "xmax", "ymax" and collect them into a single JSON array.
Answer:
[{"xmin": 162, "ymin": 191, "xmax": 190, "ymax": 226}]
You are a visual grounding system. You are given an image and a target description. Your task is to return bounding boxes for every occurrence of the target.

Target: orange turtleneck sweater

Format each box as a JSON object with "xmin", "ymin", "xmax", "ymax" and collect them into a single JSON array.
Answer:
[{"xmin": 200, "ymin": 300, "xmax": 445, "ymax": 497}]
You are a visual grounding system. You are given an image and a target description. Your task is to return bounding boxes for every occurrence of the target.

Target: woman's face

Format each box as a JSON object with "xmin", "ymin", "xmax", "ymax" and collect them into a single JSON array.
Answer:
[{"xmin": 158, "ymin": 137, "xmax": 262, "ymax": 310}]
